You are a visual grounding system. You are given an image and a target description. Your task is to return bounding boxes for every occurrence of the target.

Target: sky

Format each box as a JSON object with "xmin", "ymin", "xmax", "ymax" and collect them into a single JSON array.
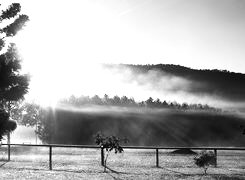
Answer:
[
  {"xmin": 2, "ymin": 0, "xmax": 245, "ymax": 105},
  {"xmin": 13, "ymin": 0, "xmax": 245, "ymax": 72}
]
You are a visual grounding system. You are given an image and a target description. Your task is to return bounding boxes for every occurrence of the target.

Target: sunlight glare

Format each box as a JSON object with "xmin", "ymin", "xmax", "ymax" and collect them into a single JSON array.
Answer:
[{"xmin": 13, "ymin": 0, "xmax": 138, "ymax": 106}]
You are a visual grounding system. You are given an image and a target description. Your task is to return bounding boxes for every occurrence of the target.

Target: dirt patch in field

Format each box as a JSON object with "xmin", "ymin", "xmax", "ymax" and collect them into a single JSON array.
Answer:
[{"xmin": 170, "ymin": 148, "xmax": 197, "ymax": 155}]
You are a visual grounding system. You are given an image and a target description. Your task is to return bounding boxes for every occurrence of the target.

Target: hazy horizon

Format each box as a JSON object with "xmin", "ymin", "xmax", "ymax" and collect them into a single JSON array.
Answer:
[
  {"xmin": 2, "ymin": 0, "xmax": 245, "ymax": 108},
  {"xmin": 13, "ymin": 0, "xmax": 245, "ymax": 73}
]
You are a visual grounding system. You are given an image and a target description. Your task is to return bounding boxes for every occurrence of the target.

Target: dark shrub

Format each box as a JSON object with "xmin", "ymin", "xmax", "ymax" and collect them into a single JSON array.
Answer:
[{"xmin": 194, "ymin": 151, "xmax": 216, "ymax": 174}]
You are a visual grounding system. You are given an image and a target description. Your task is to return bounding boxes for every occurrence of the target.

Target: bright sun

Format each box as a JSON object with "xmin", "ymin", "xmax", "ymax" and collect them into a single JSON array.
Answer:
[
  {"xmin": 12, "ymin": 0, "xmax": 178, "ymax": 107},
  {"xmin": 12, "ymin": 0, "xmax": 136, "ymax": 106}
]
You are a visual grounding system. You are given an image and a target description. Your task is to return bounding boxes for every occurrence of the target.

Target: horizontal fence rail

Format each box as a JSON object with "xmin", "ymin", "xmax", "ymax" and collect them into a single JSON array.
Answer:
[{"xmin": 1, "ymin": 143, "xmax": 245, "ymax": 170}]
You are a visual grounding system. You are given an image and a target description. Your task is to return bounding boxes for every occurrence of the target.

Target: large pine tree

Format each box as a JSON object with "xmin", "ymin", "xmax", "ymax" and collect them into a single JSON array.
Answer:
[{"xmin": 0, "ymin": 3, "xmax": 29, "ymax": 141}]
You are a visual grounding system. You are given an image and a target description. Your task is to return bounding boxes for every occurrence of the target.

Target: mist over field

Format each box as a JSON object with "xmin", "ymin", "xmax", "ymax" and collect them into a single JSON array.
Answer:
[
  {"xmin": 103, "ymin": 64, "xmax": 245, "ymax": 110},
  {"xmin": 37, "ymin": 105, "xmax": 245, "ymax": 147},
  {"xmin": 47, "ymin": 65, "xmax": 244, "ymax": 146},
  {"xmin": 14, "ymin": 64, "xmax": 245, "ymax": 146}
]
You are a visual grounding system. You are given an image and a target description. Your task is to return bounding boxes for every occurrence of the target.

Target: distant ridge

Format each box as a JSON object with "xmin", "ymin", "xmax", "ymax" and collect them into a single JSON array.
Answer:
[{"xmin": 104, "ymin": 64, "xmax": 245, "ymax": 102}]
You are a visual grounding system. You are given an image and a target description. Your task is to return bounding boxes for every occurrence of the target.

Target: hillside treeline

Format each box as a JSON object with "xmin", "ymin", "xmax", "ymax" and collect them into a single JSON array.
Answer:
[
  {"xmin": 59, "ymin": 94, "xmax": 220, "ymax": 112},
  {"xmin": 104, "ymin": 64, "xmax": 245, "ymax": 102},
  {"xmin": 23, "ymin": 106, "xmax": 245, "ymax": 147}
]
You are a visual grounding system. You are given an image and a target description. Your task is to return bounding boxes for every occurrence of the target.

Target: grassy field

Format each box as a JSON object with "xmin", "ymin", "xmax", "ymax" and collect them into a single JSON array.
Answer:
[{"xmin": 0, "ymin": 146, "xmax": 245, "ymax": 179}]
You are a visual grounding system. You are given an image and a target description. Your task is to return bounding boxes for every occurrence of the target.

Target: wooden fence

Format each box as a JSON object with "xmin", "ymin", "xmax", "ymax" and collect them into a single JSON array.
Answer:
[{"xmin": 2, "ymin": 143, "xmax": 245, "ymax": 170}]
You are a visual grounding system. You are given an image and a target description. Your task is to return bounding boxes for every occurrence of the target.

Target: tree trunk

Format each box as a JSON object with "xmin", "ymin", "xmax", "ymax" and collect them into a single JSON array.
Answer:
[
  {"xmin": 7, "ymin": 132, "xmax": 10, "ymax": 144},
  {"xmin": 104, "ymin": 152, "xmax": 110, "ymax": 172},
  {"xmin": 7, "ymin": 102, "xmax": 11, "ymax": 145},
  {"xmin": 204, "ymin": 167, "xmax": 208, "ymax": 175}
]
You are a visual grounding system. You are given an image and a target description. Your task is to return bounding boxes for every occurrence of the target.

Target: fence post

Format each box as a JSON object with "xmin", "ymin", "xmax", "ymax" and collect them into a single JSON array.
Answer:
[
  {"xmin": 156, "ymin": 148, "xmax": 159, "ymax": 167},
  {"xmin": 214, "ymin": 149, "xmax": 217, "ymax": 167},
  {"xmin": 49, "ymin": 146, "xmax": 52, "ymax": 170},
  {"xmin": 7, "ymin": 144, "xmax": 10, "ymax": 161},
  {"xmin": 101, "ymin": 146, "xmax": 104, "ymax": 166}
]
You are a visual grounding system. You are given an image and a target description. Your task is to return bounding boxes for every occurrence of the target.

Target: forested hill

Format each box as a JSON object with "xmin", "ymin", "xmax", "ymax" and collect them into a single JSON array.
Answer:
[{"xmin": 104, "ymin": 64, "xmax": 245, "ymax": 102}]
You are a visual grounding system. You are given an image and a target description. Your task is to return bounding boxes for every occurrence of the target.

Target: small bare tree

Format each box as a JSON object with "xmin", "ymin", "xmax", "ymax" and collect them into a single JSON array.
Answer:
[
  {"xmin": 95, "ymin": 132, "xmax": 128, "ymax": 172},
  {"xmin": 194, "ymin": 150, "xmax": 216, "ymax": 175}
]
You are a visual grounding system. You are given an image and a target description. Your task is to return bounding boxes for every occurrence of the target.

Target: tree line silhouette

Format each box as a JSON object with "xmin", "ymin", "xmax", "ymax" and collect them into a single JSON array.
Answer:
[
  {"xmin": 59, "ymin": 94, "xmax": 221, "ymax": 112},
  {"xmin": 19, "ymin": 101, "xmax": 244, "ymax": 146},
  {"xmin": 104, "ymin": 64, "xmax": 245, "ymax": 102},
  {"xmin": 17, "ymin": 94, "xmax": 220, "ymax": 144}
]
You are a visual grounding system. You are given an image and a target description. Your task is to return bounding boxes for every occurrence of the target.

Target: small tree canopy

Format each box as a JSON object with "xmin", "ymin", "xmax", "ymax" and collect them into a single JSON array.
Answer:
[
  {"xmin": 194, "ymin": 151, "xmax": 216, "ymax": 174},
  {"xmin": 0, "ymin": 109, "xmax": 16, "ymax": 140},
  {"xmin": 95, "ymin": 133, "xmax": 128, "ymax": 153},
  {"xmin": 0, "ymin": 3, "xmax": 29, "ymax": 140},
  {"xmin": 95, "ymin": 132, "xmax": 128, "ymax": 172},
  {"xmin": 0, "ymin": 3, "xmax": 21, "ymax": 20}
]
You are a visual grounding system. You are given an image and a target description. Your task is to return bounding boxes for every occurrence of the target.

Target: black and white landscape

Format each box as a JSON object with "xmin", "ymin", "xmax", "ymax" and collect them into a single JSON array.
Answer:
[{"xmin": 1, "ymin": 0, "xmax": 245, "ymax": 179}]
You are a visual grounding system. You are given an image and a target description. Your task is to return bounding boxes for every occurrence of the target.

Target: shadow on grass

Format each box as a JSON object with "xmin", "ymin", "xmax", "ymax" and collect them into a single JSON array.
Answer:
[
  {"xmin": 1, "ymin": 166, "xmax": 98, "ymax": 174},
  {"xmin": 106, "ymin": 166, "xmax": 127, "ymax": 174},
  {"xmin": 107, "ymin": 173, "xmax": 124, "ymax": 180},
  {"xmin": 105, "ymin": 166, "xmax": 141, "ymax": 180},
  {"xmin": 2, "ymin": 163, "xmax": 245, "ymax": 180},
  {"xmin": 53, "ymin": 166, "xmax": 133, "ymax": 175},
  {"xmin": 158, "ymin": 166, "xmax": 245, "ymax": 180},
  {"xmin": 221, "ymin": 167, "xmax": 245, "ymax": 176},
  {"xmin": 53, "ymin": 169, "xmax": 87, "ymax": 174},
  {"xmin": 158, "ymin": 166, "xmax": 189, "ymax": 176},
  {"xmin": 2, "ymin": 167, "xmax": 47, "ymax": 171},
  {"xmin": 0, "ymin": 161, "xmax": 9, "ymax": 167},
  {"xmin": 105, "ymin": 166, "xmax": 149, "ymax": 175}
]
